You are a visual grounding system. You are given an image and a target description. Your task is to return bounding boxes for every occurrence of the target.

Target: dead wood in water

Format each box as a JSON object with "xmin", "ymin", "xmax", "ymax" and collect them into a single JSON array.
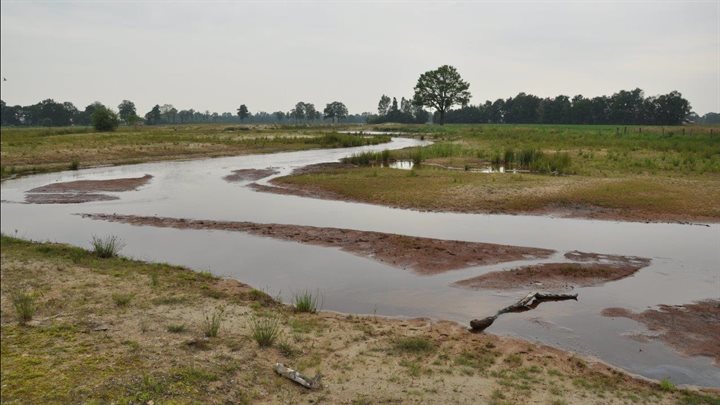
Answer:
[{"xmin": 470, "ymin": 292, "xmax": 578, "ymax": 332}]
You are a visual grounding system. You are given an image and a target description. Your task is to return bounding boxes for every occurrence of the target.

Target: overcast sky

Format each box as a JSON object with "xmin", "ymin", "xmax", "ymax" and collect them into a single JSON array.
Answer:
[{"xmin": 1, "ymin": 1, "xmax": 718, "ymax": 115}]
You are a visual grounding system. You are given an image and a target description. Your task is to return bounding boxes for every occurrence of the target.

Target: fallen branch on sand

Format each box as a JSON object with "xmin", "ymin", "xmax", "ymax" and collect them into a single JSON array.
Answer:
[
  {"xmin": 470, "ymin": 292, "xmax": 578, "ymax": 332},
  {"xmin": 274, "ymin": 363, "xmax": 322, "ymax": 389}
]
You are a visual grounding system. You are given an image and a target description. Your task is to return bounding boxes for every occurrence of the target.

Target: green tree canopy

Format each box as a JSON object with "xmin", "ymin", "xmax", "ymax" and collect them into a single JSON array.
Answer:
[
  {"xmin": 92, "ymin": 105, "xmax": 119, "ymax": 132},
  {"xmin": 323, "ymin": 101, "xmax": 348, "ymax": 123},
  {"xmin": 117, "ymin": 100, "xmax": 137, "ymax": 124},
  {"xmin": 412, "ymin": 65, "xmax": 471, "ymax": 125}
]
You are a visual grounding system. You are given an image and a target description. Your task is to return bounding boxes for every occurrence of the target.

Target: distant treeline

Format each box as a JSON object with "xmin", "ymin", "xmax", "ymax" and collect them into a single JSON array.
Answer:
[
  {"xmin": 436, "ymin": 89, "xmax": 706, "ymax": 126},
  {"xmin": 0, "ymin": 99, "xmax": 369, "ymax": 127},
  {"xmin": 1, "ymin": 89, "xmax": 718, "ymax": 128}
]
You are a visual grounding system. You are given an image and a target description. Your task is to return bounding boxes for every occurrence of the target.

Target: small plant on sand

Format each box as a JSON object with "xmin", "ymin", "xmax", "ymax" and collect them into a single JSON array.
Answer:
[
  {"xmin": 659, "ymin": 378, "xmax": 675, "ymax": 392},
  {"xmin": 69, "ymin": 160, "xmax": 80, "ymax": 170},
  {"xmin": 392, "ymin": 336, "xmax": 435, "ymax": 354},
  {"xmin": 293, "ymin": 290, "xmax": 320, "ymax": 313},
  {"xmin": 203, "ymin": 306, "xmax": 225, "ymax": 337},
  {"xmin": 167, "ymin": 323, "xmax": 187, "ymax": 333},
  {"xmin": 150, "ymin": 271, "xmax": 159, "ymax": 287},
  {"xmin": 112, "ymin": 293, "xmax": 134, "ymax": 307},
  {"xmin": 13, "ymin": 292, "xmax": 36, "ymax": 325},
  {"xmin": 249, "ymin": 314, "xmax": 282, "ymax": 347},
  {"xmin": 91, "ymin": 235, "xmax": 124, "ymax": 258}
]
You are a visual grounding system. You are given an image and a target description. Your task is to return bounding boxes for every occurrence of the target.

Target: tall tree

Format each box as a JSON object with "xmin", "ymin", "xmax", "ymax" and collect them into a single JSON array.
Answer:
[
  {"xmin": 377, "ymin": 95, "xmax": 391, "ymax": 116},
  {"xmin": 145, "ymin": 105, "xmax": 162, "ymax": 125},
  {"xmin": 117, "ymin": 100, "xmax": 137, "ymax": 124},
  {"xmin": 323, "ymin": 101, "xmax": 348, "ymax": 123},
  {"xmin": 237, "ymin": 104, "xmax": 249, "ymax": 121},
  {"xmin": 304, "ymin": 103, "xmax": 317, "ymax": 122},
  {"xmin": 412, "ymin": 65, "xmax": 471, "ymax": 125}
]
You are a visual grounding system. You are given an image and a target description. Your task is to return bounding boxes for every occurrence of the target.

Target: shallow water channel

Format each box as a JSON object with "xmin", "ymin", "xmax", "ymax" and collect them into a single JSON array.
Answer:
[{"xmin": 2, "ymin": 137, "xmax": 719, "ymax": 386}]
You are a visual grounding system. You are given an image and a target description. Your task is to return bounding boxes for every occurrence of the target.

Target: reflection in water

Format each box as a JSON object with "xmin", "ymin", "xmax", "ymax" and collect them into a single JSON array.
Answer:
[{"xmin": 1, "ymin": 137, "xmax": 718, "ymax": 386}]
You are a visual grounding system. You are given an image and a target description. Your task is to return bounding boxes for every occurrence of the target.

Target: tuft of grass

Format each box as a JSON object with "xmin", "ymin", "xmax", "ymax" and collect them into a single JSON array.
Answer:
[
  {"xmin": 150, "ymin": 271, "xmax": 159, "ymax": 287},
  {"xmin": 293, "ymin": 290, "xmax": 320, "ymax": 313},
  {"xmin": 112, "ymin": 293, "xmax": 134, "ymax": 307},
  {"xmin": 69, "ymin": 160, "xmax": 80, "ymax": 170},
  {"xmin": 90, "ymin": 235, "xmax": 124, "ymax": 258},
  {"xmin": 659, "ymin": 378, "xmax": 675, "ymax": 392},
  {"xmin": 249, "ymin": 314, "xmax": 282, "ymax": 347},
  {"xmin": 13, "ymin": 292, "xmax": 36, "ymax": 325},
  {"xmin": 392, "ymin": 336, "xmax": 435, "ymax": 354},
  {"xmin": 203, "ymin": 306, "xmax": 225, "ymax": 337},
  {"xmin": 167, "ymin": 324, "xmax": 187, "ymax": 333}
]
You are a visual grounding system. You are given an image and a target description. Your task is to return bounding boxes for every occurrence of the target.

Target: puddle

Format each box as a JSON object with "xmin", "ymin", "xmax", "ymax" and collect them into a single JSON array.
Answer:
[{"xmin": 1, "ymin": 136, "xmax": 719, "ymax": 386}]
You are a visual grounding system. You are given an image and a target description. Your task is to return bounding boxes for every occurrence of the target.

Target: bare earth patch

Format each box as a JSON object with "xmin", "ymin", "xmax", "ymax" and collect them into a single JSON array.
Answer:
[
  {"xmin": 24, "ymin": 174, "xmax": 153, "ymax": 204},
  {"xmin": 454, "ymin": 251, "xmax": 651, "ymax": 290},
  {"xmin": 79, "ymin": 213, "xmax": 554, "ymax": 274},
  {"xmin": 223, "ymin": 168, "xmax": 279, "ymax": 182},
  {"xmin": 602, "ymin": 301, "xmax": 720, "ymax": 365}
]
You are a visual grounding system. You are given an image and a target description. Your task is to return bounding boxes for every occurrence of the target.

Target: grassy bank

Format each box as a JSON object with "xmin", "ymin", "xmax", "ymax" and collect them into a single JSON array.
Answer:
[
  {"xmin": 0, "ymin": 124, "xmax": 388, "ymax": 179},
  {"xmin": 2, "ymin": 236, "xmax": 718, "ymax": 404},
  {"xmin": 274, "ymin": 124, "xmax": 720, "ymax": 223}
]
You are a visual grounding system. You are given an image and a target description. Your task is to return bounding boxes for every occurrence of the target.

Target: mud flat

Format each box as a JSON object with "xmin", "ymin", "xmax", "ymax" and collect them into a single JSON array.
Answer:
[
  {"xmin": 28, "ymin": 174, "xmax": 153, "ymax": 193},
  {"xmin": 79, "ymin": 213, "xmax": 555, "ymax": 274},
  {"xmin": 24, "ymin": 174, "xmax": 153, "ymax": 204},
  {"xmin": 223, "ymin": 168, "xmax": 279, "ymax": 182},
  {"xmin": 455, "ymin": 252, "xmax": 651, "ymax": 290},
  {"xmin": 602, "ymin": 300, "xmax": 720, "ymax": 365}
]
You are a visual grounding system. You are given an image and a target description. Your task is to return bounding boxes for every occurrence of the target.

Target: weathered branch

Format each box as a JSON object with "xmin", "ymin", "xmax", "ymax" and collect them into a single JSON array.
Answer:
[
  {"xmin": 274, "ymin": 363, "xmax": 322, "ymax": 389},
  {"xmin": 470, "ymin": 292, "xmax": 578, "ymax": 332}
]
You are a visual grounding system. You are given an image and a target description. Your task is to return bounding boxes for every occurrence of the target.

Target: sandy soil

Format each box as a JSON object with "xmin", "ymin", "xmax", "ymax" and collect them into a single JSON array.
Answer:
[
  {"xmin": 223, "ymin": 168, "xmax": 279, "ymax": 182},
  {"xmin": 602, "ymin": 301, "xmax": 720, "ymax": 365},
  {"xmin": 28, "ymin": 174, "xmax": 153, "ymax": 193},
  {"xmin": 3, "ymin": 237, "xmax": 717, "ymax": 403},
  {"xmin": 24, "ymin": 174, "xmax": 153, "ymax": 204},
  {"xmin": 455, "ymin": 252, "xmax": 651, "ymax": 290},
  {"xmin": 79, "ymin": 213, "xmax": 555, "ymax": 274}
]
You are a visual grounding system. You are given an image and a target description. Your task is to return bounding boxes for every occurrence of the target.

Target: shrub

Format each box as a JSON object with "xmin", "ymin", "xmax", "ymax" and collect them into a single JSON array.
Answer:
[
  {"xmin": 13, "ymin": 292, "xmax": 36, "ymax": 325},
  {"xmin": 203, "ymin": 306, "xmax": 224, "ymax": 337},
  {"xmin": 91, "ymin": 235, "xmax": 124, "ymax": 258},
  {"xmin": 249, "ymin": 314, "xmax": 281, "ymax": 347},
  {"xmin": 69, "ymin": 160, "xmax": 80, "ymax": 170},
  {"xmin": 92, "ymin": 105, "xmax": 120, "ymax": 132}
]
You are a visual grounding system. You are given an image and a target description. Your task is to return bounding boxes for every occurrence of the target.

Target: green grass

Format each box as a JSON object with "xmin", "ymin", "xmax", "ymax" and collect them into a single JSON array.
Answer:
[
  {"xmin": 90, "ymin": 235, "xmax": 124, "ymax": 258},
  {"xmin": 12, "ymin": 292, "xmax": 36, "ymax": 325},
  {"xmin": 293, "ymin": 290, "xmax": 320, "ymax": 313},
  {"xmin": 203, "ymin": 306, "xmax": 224, "ymax": 337},
  {"xmin": 392, "ymin": 337, "xmax": 435, "ymax": 354},
  {"xmin": 249, "ymin": 314, "xmax": 282, "ymax": 347},
  {"xmin": 0, "ymin": 124, "xmax": 391, "ymax": 178},
  {"xmin": 112, "ymin": 293, "xmax": 134, "ymax": 307}
]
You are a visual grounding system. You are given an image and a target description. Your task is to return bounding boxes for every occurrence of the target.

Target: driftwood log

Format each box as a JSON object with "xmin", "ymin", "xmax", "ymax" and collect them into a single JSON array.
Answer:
[
  {"xmin": 274, "ymin": 363, "xmax": 322, "ymax": 389},
  {"xmin": 470, "ymin": 292, "xmax": 578, "ymax": 332}
]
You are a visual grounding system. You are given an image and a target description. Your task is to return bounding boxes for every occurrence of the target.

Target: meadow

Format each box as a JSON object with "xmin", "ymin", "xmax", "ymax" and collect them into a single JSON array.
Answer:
[
  {"xmin": 0, "ymin": 124, "xmax": 388, "ymax": 179},
  {"xmin": 274, "ymin": 124, "xmax": 720, "ymax": 223}
]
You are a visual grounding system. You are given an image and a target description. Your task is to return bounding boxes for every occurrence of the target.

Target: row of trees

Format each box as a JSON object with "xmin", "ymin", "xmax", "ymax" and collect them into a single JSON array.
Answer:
[
  {"xmin": 0, "ymin": 99, "xmax": 367, "ymax": 128},
  {"xmin": 370, "ymin": 95, "xmax": 430, "ymax": 124},
  {"xmin": 439, "ymin": 88, "xmax": 692, "ymax": 125}
]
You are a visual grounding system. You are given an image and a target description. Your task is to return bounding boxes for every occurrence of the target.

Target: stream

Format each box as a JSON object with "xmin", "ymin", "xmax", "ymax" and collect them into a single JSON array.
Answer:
[{"xmin": 2, "ymin": 137, "xmax": 718, "ymax": 387}]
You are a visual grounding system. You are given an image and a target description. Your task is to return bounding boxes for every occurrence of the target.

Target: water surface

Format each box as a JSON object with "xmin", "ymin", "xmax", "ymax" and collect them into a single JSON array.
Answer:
[{"xmin": 2, "ymin": 137, "xmax": 718, "ymax": 386}]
